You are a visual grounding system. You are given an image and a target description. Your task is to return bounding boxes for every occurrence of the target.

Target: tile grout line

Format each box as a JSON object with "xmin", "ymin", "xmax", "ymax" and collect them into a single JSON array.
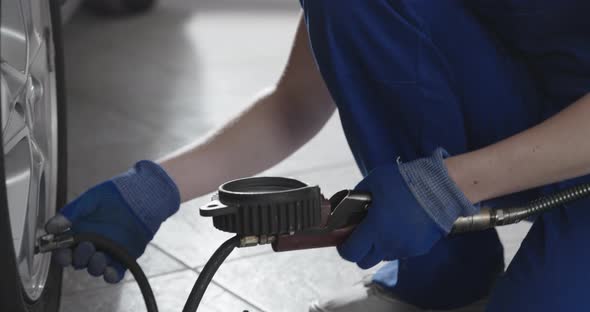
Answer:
[
  {"xmin": 146, "ymin": 245, "xmax": 268, "ymax": 310},
  {"xmin": 62, "ymin": 267, "xmax": 191, "ymax": 297},
  {"xmin": 205, "ymin": 277, "xmax": 269, "ymax": 312},
  {"xmin": 188, "ymin": 253, "xmax": 270, "ymax": 311},
  {"xmin": 61, "ymin": 243, "xmax": 198, "ymax": 297},
  {"xmin": 188, "ymin": 251, "xmax": 277, "ymax": 311},
  {"xmin": 62, "ymin": 267, "xmax": 269, "ymax": 312},
  {"xmin": 150, "ymin": 242, "xmax": 194, "ymax": 270}
]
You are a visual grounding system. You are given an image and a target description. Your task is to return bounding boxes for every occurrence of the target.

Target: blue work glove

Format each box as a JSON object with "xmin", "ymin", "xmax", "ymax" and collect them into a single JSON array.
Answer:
[
  {"xmin": 45, "ymin": 160, "xmax": 180, "ymax": 283},
  {"xmin": 338, "ymin": 148, "xmax": 478, "ymax": 269}
]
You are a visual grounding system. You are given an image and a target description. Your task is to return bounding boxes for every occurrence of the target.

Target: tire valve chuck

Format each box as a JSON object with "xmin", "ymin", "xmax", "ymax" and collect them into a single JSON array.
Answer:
[{"xmin": 35, "ymin": 232, "xmax": 75, "ymax": 254}]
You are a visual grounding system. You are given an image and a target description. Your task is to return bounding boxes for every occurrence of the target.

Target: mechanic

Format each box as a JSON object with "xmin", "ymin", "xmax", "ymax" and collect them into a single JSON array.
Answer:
[{"xmin": 46, "ymin": 1, "xmax": 590, "ymax": 311}]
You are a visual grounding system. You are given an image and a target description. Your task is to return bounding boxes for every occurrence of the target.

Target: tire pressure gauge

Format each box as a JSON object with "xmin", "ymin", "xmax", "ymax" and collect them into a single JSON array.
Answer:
[{"xmin": 200, "ymin": 177, "xmax": 371, "ymax": 251}]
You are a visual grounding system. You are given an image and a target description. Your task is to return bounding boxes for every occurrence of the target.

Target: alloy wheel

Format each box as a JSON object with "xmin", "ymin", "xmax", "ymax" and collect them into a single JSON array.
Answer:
[{"xmin": 1, "ymin": 0, "xmax": 59, "ymax": 301}]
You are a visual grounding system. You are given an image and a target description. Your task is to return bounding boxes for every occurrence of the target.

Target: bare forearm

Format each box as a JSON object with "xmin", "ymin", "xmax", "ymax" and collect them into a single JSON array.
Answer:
[
  {"xmin": 447, "ymin": 93, "xmax": 590, "ymax": 203},
  {"xmin": 159, "ymin": 87, "xmax": 334, "ymax": 202},
  {"xmin": 159, "ymin": 17, "xmax": 334, "ymax": 202}
]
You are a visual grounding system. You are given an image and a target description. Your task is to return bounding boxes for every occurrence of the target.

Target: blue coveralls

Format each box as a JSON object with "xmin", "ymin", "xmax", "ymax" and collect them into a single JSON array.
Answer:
[{"xmin": 299, "ymin": 0, "xmax": 590, "ymax": 310}]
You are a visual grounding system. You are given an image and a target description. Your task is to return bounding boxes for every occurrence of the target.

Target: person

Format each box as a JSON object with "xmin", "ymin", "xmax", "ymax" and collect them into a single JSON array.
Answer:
[{"xmin": 47, "ymin": 1, "xmax": 590, "ymax": 311}]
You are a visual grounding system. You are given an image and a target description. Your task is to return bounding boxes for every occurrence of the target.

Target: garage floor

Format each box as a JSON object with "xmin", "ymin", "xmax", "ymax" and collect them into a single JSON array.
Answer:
[{"xmin": 59, "ymin": 1, "xmax": 531, "ymax": 311}]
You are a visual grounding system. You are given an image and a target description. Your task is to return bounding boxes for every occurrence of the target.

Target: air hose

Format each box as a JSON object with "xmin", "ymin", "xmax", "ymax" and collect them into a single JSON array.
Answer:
[
  {"xmin": 37, "ymin": 233, "xmax": 240, "ymax": 312},
  {"xmin": 182, "ymin": 236, "xmax": 240, "ymax": 312},
  {"xmin": 37, "ymin": 233, "xmax": 160, "ymax": 312},
  {"xmin": 451, "ymin": 182, "xmax": 590, "ymax": 233},
  {"xmin": 36, "ymin": 180, "xmax": 590, "ymax": 312}
]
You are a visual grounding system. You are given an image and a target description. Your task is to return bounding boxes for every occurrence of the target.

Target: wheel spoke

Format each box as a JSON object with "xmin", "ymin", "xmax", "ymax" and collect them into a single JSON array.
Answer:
[
  {"xmin": 25, "ymin": 75, "xmax": 43, "ymax": 126},
  {"xmin": 25, "ymin": 141, "xmax": 44, "ymax": 277},
  {"xmin": 23, "ymin": 0, "xmax": 50, "ymax": 65},
  {"xmin": 0, "ymin": 61, "xmax": 27, "ymax": 104},
  {"xmin": 3, "ymin": 106, "xmax": 29, "ymax": 154}
]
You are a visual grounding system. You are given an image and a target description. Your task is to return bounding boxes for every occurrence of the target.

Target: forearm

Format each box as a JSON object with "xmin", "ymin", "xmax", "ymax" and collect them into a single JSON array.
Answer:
[
  {"xmin": 159, "ymin": 87, "xmax": 334, "ymax": 202},
  {"xmin": 159, "ymin": 16, "xmax": 334, "ymax": 202},
  {"xmin": 446, "ymin": 93, "xmax": 590, "ymax": 204}
]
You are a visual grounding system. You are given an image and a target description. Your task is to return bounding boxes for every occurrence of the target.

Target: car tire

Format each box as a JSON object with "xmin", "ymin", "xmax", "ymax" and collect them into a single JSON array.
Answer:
[
  {"xmin": 84, "ymin": 0, "xmax": 156, "ymax": 16},
  {"xmin": 0, "ymin": 0, "xmax": 67, "ymax": 311}
]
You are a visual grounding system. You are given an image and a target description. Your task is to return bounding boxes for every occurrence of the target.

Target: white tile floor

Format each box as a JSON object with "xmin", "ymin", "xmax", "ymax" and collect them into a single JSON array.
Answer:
[{"xmin": 61, "ymin": 1, "xmax": 530, "ymax": 311}]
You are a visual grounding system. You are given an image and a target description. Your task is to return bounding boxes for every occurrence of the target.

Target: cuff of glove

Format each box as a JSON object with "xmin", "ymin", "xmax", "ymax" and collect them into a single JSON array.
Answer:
[
  {"xmin": 112, "ymin": 160, "xmax": 181, "ymax": 235},
  {"xmin": 398, "ymin": 148, "xmax": 478, "ymax": 233}
]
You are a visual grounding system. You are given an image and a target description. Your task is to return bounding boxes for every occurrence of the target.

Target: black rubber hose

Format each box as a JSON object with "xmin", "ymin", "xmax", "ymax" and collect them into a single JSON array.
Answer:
[
  {"xmin": 182, "ymin": 236, "xmax": 240, "ymax": 312},
  {"xmin": 72, "ymin": 233, "xmax": 158, "ymax": 312}
]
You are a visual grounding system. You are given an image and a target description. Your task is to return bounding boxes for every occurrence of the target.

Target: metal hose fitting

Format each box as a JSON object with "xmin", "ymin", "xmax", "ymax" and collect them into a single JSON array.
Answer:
[{"xmin": 451, "ymin": 183, "xmax": 590, "ymax": 234}]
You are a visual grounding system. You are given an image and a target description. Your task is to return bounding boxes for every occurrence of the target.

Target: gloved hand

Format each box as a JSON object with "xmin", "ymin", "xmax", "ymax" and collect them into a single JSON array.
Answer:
[
  {"xmin": 338, "ymin": 148, "xmax": 478, "ymax": 269},
  {"xmin": 45, "ymin": 160, "xmax": 180, "ymax": 283}
]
